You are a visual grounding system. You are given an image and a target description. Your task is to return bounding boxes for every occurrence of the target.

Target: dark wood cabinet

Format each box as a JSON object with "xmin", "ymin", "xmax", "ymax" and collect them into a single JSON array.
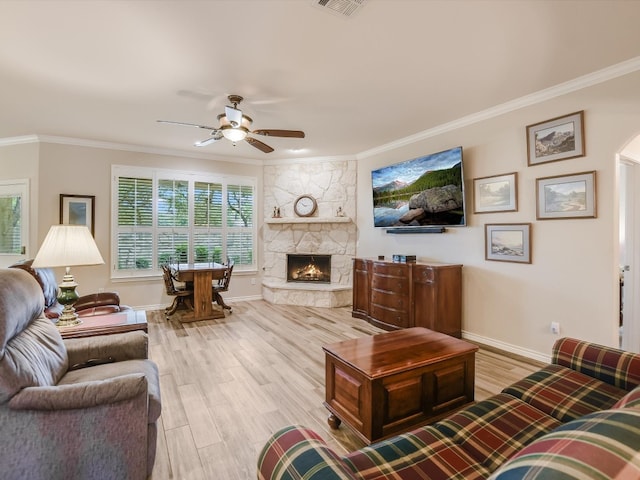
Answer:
[{"xmin": 352, "ymin": 258, "xmax": 462, "ymax": 337}]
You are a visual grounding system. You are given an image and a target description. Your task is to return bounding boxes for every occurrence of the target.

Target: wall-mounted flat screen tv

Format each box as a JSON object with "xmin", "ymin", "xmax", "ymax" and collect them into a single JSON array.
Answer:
[{"xmin": 371, "ymin": 146, "xmax": 465, "ymax": 228}]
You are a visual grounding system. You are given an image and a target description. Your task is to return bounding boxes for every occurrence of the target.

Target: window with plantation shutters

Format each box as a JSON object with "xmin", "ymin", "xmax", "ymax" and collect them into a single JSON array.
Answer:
[
  {"xmin": 112, "ymin": 166, "xmax": 256, "ymax": 279},
  {"xmin": 116, "ymin": 176, "xmax": 153, "ymax": 270}
]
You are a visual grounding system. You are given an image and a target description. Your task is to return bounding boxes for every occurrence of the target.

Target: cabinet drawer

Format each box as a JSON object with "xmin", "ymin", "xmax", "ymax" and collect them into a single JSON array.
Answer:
[
  {"xmin": 370, "ymin": 304, "xmax": 410, "ymax": 328},
  {"xmin": 372, "ymin": 275, "xmax": 408, "ymax": 292},
  {"xmin": 371, "ymin": 289, "xmax": 409, "ymax": 310},
  {"xmin": 372, "ymin": 262, "xmax": 408, "ymax": 278}
]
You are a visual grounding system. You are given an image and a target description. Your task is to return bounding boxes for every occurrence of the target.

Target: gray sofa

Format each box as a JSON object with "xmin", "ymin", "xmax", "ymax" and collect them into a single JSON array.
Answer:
[{"xmin": 0, "ymin": 268, "xmax": 161, "ymax": 480}]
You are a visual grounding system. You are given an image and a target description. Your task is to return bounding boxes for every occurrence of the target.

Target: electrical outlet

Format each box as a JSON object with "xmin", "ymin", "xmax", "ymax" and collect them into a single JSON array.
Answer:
[
  {"xmin": 251, "ymin": 278, "xmax": 256, "ymax": 285},
  {"xmin": 98, "ymin": 287, "xmax": 105, "ymax": 293},
  {"xmin": 550, "ymin": 322, "xmax": 560, "ymax": 335}
]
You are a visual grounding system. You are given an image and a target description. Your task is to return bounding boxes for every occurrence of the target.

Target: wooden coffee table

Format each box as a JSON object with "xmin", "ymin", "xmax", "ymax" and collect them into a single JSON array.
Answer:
[
  {"xmin": 323, "ymin": 327, "xmax": 478, "ymax": 444},
  {"xmin": 58, "ymin": 309, "xmax": 148, "ymax": 339}
]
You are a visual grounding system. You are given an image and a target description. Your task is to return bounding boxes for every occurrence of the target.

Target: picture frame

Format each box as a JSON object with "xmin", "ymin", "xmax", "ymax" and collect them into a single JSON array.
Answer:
[
  {"xmin": 60, "ymin": 194, "xmax": 95, "ymax": 236},
  {"xmin": 527, "ymin": 110, "xmax": 585, "ymax": 166},
  {"xmin": 485, "ymin": 223, "xmax": 531, "ymax": 264},
  {"xmin": 473, "ymin": 172, "xmax": 518, "ymax": 213},
  {"xmin": 536, "ymin": 171, "xmax": 596, "ymax": 220}
]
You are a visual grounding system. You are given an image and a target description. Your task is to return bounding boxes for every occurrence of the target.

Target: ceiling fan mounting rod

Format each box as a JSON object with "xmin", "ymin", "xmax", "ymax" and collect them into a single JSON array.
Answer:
[{"xmin": 228, "ymin": 94, "xmax": 243, "ymax": 108}]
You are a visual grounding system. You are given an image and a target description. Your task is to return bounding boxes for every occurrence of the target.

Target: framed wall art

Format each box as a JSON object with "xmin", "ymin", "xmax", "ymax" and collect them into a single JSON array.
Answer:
[
  {"xmin": 473, "ymin": 172, "xmax": 518, "ymax": 213},
  {"xmin": 527, "ymin": 110, "xmax": 585, "ymax": 166},
  {"xmin": 485, "ymin": 223, "xmax": 531, "ymax": 264},
  {"xmin": 60, "ymin": 194, "xmax": 95, "ymax": 236},
  {"xmin": 536, "ymin": 171, "xmax": 596, "ymax": 220}
]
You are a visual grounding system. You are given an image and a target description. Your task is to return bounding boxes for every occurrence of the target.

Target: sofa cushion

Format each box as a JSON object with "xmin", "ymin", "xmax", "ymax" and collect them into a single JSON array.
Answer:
[
  {"xmin": 343, "ymin": 426, "xmax": 492, "ymax": 480},
  {"xmin": 489, "ymin": 408, "xmax": 640, "ymax": 479},
  {"xmin": 613, "ymin": 385, "xmax": 640, "ymax": 410},
  {"xmin": 434, "ymin": 393, "xmax": 561, "ymax": 471},
  {"xmin": 502, "ymin": 364, "xmax": 627, "ymax": 422},
  {"xmin": 0, "ymin": 269, "xmax": 68, "ymax": 402}
]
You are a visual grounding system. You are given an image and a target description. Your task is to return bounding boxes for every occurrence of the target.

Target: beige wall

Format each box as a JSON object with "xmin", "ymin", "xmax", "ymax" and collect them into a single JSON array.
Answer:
[
  {"xmin": 0, "ymin": 141, "xmax": 40, "ymax": 260},
  {"xmin": 356, "ymin": 70, "xmax": 640, "ymax": 360},
  {"xmin": 3, "ymin": 142, "xmax": 263, "ymax": 310}
]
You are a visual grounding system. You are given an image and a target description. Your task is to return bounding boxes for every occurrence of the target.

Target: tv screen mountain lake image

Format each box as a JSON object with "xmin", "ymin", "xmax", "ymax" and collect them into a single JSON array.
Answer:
[{"xmin": 372, "ymin": 147, "xmax": 465, "ymax": 227}]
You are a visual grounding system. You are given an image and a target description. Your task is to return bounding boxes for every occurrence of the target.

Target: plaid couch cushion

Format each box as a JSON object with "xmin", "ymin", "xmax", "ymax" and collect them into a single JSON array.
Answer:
[
  {"xmin": 257, "ymin": 426, "xmax": 357, "ymax": 480},
  {"xmin": 489, "ymin": 408, "xmax": 640, "ymax": 479},
  {"xmin": 343, "ymin": 425, "xmax": 491, "ymax": 480},
  {"xmin": 434, "ymin": 393, "xmax": 561, "ymax": 471},
  {"xmin": 552, "ymin": 337, "xmax": 640, "ymax": 391},
  {"xmin": 613, "ymin": 385, "xmax": 640, "ymax": 410},
  {"xmin": 503, "ymin": 364, "xmax": 627, "ymax": 422}
]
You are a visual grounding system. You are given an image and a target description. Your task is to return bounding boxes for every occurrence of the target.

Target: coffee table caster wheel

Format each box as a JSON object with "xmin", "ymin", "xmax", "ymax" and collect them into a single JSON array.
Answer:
[{"xmin": 328, "ymin": 414, "xmax": 341, "ymax": 429}]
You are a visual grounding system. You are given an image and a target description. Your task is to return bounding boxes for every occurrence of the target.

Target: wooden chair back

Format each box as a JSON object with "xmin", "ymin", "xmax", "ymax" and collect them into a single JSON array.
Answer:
[{"xmin": 214, "ymin": 258, "xmax": 234, "ymax": 293}]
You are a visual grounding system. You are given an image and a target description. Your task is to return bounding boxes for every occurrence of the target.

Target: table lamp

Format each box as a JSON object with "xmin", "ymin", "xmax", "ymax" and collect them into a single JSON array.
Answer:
[{"xmin": 32, "ymin": 225, "xmax": 105, "ymax": 327}]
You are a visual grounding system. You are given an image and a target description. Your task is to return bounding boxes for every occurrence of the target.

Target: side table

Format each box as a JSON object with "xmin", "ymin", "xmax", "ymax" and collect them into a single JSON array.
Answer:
[{"xmin": 58, "ymin": 309, "xmax": 148, "ymax": 339}]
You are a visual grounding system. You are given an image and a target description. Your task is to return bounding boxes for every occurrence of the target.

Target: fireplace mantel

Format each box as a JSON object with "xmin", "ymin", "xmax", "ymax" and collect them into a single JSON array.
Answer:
[{"xmin": 265, "ymin": 217, "xmax": 351, "ymax": 225}]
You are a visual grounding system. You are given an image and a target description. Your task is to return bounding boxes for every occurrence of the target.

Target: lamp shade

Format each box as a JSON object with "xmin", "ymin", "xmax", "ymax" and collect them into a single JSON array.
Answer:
[{"xmin": 32, "ymin": 225, "xmax": 104, "ymax": 268}]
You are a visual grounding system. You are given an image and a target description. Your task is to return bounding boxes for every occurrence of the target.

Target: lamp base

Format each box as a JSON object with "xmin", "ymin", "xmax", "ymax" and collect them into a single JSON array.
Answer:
[
  {"xmin": 56, "ymin": 307, "xmax": 82, "ymax": 327},
  {"xmin": 56, "ymin": 269, "xmax": 82, "ymax": 328}
]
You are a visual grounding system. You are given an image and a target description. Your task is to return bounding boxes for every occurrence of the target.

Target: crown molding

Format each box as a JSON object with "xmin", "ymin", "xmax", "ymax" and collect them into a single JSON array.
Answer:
[
  {"xmin": 357, "ymin": 55, "xmax": 640, "ymax": 160},
  {"xmin": 0, "ymin": 134, "xmax": 265, "ymax": 166},
  {"xmin": 0, "ymin": 135, "xmax": 40, "ymax": 146}
]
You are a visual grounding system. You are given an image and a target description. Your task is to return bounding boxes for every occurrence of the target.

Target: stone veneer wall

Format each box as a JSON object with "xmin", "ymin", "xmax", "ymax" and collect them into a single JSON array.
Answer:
[{"xmin": 262, "ymin": 159, "xmax": 357, "ymax": 307}]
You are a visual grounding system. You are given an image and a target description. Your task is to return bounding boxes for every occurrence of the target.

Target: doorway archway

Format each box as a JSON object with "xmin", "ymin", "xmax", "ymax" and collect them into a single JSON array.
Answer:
[{"xmin": 619, "ymin": 134, "xmax": 640, "ymax": 352}]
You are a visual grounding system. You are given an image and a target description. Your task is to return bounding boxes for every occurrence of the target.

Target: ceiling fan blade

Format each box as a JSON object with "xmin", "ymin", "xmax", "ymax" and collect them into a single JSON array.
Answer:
[
  {"xmin": 246, "ymin": 136, "xmax": 274, "ymax": 153},
  {"xmin": 252, "ymin": 129, "xmax": 305, "ymax": 138},
  {"xmin": 194, "ymin": 131, "xmax": 223, "ymax": 147},
  {"xmin": 157, "ymin": 120, "xmax": 218, "ymax": 131}
]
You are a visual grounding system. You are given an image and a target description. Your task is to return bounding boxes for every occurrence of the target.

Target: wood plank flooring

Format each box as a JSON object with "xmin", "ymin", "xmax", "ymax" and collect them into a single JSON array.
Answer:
[{"xmin": 148, "ymin": 300, "xmax": 543, "ymax": 480}]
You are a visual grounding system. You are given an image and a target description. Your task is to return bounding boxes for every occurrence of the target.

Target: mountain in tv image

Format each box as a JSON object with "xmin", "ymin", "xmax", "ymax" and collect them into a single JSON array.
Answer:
[{"xmin": 372, "ymin": 148, "xmax": 465, "ymax": 227}]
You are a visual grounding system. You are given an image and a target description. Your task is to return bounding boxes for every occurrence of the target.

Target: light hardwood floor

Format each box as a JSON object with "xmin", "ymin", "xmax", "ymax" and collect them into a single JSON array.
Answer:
[{"xmin": 148, "ymin": 300, "xmax": 543, "ymax": 480}]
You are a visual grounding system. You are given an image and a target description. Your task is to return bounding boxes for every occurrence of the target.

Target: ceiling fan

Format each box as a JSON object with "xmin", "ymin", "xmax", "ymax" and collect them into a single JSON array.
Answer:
[{"xmin": 158, "ymin": 95, "xmax": 305, "ymax": 153}]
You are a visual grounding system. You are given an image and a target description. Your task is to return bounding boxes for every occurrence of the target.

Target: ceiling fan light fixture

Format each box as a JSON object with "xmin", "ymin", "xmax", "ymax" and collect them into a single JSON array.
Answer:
[{"xmin": 222, "ymin": 128, "xmax": 248, "ymax": 142}]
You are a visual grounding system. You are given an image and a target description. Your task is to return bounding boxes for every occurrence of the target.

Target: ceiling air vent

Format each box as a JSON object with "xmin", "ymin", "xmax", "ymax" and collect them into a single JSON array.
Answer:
[{"xmin": 311, "ymin": 0, "xmax": 367, "ymax": 18}]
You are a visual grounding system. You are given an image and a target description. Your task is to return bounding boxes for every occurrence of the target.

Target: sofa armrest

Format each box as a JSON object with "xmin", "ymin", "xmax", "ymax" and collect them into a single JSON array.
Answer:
[
  {"xmin": 8, "ymin": 373, "xmax": 147, "ymax": 410},
  {"xmin": 64, "ymin": 330, "xmax": 148, "ymax": 367},
  {"xmin": 552, "ymin": 337, "xmax": 640, "ymax": 391},
  {"xmin": 258, "ymin": 426, "xmax": 358, "ymax": 480}
]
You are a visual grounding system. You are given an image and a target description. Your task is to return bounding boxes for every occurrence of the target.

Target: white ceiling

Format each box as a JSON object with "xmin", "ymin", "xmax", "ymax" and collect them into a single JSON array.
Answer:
[{"xmin": 1, "ymin": 0, "xmax": 640, "ymax": 162}]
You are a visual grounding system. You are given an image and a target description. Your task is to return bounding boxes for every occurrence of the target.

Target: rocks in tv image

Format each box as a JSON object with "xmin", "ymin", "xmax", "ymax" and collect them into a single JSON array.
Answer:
[{"xmin": 372, "ymin": 147, "xmax": 465, "ymax": 227}]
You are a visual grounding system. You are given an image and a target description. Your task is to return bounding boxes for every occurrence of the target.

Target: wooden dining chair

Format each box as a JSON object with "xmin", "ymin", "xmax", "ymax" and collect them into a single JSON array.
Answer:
[
  {"xmin": 213, "ymin": 258, "xmax": 234, "ymax": 313},
  {"xmin": 161, "ymin": 264, "xmax": 193, "ymax": 316}
]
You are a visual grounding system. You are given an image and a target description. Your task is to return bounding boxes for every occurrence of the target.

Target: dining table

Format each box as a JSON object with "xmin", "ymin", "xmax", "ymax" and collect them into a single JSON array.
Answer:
[{"xmin": 170, "ymin": 262, "xmax": 229, "ymax": 322}]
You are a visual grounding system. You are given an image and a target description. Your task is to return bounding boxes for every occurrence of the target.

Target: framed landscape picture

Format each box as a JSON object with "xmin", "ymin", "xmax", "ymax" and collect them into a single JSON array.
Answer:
[
  {"xmin": 60, "ymin": 194, "xmax": 95, "ymax": 236},
  {"xmin": 536, "ymin": 171, "xmax": 596, "ymax": 220},
  {"xmin": 527, "ymin": 111, "xmax": 585, "ymax": 166},
  {"xmin": 473, "ymin": 172, "xmax": 517, "ymax": 213},
  {"xmin": 485, "ymin": 223, "xmax": 531, "ymax": 264}
]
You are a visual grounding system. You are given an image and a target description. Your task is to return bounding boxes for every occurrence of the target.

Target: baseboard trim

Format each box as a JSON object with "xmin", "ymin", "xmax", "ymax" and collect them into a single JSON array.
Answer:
[{"xmin": 462, "ymin": 331, "xmax": 551, "ymax": 364}]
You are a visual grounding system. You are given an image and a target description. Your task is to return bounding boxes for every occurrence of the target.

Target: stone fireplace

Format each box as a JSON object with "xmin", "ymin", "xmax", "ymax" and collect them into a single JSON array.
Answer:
[
  {"xmin": 287, "ymin": 254, "xmax": 331, "ymax": 283},
  {"xmin": 262, "ymin": 159, "xmax": 357, "ymax": 307}
]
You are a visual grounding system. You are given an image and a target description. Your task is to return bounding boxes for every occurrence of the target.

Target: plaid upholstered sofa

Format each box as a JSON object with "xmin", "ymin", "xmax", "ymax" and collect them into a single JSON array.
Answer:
[{"xmin": 258, "ymin": 337, "xmax": 640, "ymax": 479}]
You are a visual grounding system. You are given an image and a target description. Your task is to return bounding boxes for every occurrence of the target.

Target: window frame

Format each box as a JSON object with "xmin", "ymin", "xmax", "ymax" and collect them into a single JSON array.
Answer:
[{"xmin": 111, "ymin": 165, "xmax": 257, "ymax": 280}]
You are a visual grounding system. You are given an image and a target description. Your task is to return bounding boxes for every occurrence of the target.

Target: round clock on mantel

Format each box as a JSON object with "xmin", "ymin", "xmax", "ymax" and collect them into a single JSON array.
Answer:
[{"xmin": 293, "ymin": 194, "xmax": 318, "ymax": 217}]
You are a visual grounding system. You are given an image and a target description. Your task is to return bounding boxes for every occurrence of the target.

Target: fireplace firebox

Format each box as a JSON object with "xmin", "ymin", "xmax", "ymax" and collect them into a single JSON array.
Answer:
[{"xmin": 287, "ymin": 254, "xmax": 331, "ymax": 283}]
